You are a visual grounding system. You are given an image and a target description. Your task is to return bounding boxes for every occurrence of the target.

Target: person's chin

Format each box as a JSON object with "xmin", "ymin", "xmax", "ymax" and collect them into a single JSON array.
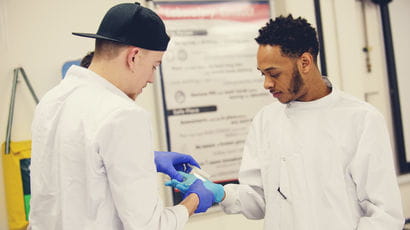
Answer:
[
  {"xmin": 278, "ymin": 96, "xmax": 293, "ymax": 104},
  {"xmin": 273, "ymin": 94, "xmax": 285, "ymax": 103},
  {"xmin": 127, "ymin": 92, "xmax": 138, "ymax": 100}
]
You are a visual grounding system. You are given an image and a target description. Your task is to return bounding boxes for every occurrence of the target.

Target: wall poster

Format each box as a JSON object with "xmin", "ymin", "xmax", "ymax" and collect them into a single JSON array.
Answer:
[{"xmin": 154, "ymin": 0, "xmax": 272, "ymax": 203}]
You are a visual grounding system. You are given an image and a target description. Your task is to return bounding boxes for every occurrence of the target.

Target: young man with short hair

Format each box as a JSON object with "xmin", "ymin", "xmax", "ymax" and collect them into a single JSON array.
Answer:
[
  {"xmin": 29, "ymin": 3, "xmax": 218, "ymax": 230},
  {"xmin": 219, "ymin": 15, "xmax": 404, "ymax": 230}
]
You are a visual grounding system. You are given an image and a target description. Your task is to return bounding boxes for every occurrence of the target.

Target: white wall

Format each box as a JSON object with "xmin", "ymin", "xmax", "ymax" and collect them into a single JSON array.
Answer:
[
  {"xmin": 0, "ymin": 0, "xmax": 408, "ymax": 229},
  {"xmin": 390, "ymin": 0, "xmax": 410, "ymax": 165},
  {"xmin": 389, "ymin": 0, "xmax": 410, "ymax": 219}
]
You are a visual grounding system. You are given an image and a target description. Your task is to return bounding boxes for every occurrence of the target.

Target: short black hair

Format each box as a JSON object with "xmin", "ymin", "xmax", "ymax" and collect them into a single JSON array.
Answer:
[
  {"xmin": 94, "ymin": 39, "xmax": 128, "ymax": 59},
  {"xmin": 255, "ymin": 14, "xmax": 319, "ymax": 61}
]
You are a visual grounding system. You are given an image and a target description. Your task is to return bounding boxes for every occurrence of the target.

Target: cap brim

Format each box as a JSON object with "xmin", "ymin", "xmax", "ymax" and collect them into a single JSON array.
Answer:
[{"xmin": 72, "ymin": 32, "xmax": 123, "ymax": 44}]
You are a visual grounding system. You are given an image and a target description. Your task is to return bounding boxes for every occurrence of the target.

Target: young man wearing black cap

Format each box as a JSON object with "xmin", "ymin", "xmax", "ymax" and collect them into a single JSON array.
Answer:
[{"xmin": 29, "ymin": 3, "xmax": 218, "ymax": 230}]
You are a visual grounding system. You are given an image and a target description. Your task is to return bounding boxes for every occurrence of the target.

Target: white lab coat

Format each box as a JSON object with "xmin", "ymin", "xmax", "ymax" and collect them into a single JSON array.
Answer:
[
  {"xmin": 29, "ymin": 66, "xmax": 188, "ymax": 230},
  {"xmin": 221, "ymin": 88, "xmax": 404, "ymax": 230}
]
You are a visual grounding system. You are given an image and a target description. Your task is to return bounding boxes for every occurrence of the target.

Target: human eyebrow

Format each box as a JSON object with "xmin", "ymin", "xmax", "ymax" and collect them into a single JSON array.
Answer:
[
  {"xmin": 263, "ymin": 66, "xmax": 277, "ymax": 72},
  {"xmin": 257, "ymin": 66, "xmax": 278, "ymax": 72}
]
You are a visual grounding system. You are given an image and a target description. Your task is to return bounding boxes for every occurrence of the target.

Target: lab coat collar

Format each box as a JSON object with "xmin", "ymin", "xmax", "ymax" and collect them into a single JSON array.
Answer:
[
  {"xmin": 65, "ymin": 65, "xmax": 134, "ymax": 102},
  {"xmin": 285, "ymin": 85, "xmax": 339, "ymax": 112}
]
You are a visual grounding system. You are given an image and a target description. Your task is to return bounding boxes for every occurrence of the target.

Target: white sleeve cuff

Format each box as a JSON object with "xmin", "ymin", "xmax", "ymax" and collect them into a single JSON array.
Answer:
[
  {"xmin": 173, "ymin": 204, "xmax": 189, "ymax": 229},
  {"xmin": 220, "ymin": 184, "xmax": 241, "ymax": 214}
]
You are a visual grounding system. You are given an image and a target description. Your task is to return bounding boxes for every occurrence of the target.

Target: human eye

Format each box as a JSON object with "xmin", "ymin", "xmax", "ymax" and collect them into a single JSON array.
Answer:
[{"xmin": 270, "ymin": 73, "xmax": 280, "ymax": 78}]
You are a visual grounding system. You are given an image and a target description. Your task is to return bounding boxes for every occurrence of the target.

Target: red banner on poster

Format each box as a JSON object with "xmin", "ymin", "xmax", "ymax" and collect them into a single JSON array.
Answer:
[{"xmin": 156, "ymin": 2, "xmax": 270, "ymax": 22}]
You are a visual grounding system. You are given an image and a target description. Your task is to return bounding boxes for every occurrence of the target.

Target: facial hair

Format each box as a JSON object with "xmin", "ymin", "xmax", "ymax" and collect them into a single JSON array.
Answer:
[
  {"xmin": 283, "ymin": 65, "xmax": 304, "ymax": 104},
  {"xmin": 291, "ymin": 65, "xmax": 304, "ymax": 95}
]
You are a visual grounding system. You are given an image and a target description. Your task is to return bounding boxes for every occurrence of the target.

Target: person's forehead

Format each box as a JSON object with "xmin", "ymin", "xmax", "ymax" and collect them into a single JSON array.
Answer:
[{"xmin": 257, "ymin": 45, "xmax": 293, "ymax": 69}]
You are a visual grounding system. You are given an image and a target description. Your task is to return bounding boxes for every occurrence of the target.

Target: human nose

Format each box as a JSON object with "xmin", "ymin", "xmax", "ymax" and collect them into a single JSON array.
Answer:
[{"xmin": 263, "ymin": 75, "xmax": 274, "ymax": 90}]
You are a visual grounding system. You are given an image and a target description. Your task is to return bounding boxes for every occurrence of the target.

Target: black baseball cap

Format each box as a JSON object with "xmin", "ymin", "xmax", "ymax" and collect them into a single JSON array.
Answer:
[{"xmin": 72, "ymin": 2, "xmax": 170, "ymax": 51}]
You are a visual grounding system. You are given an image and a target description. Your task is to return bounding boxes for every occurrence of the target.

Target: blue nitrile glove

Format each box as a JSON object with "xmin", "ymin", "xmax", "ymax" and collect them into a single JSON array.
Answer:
[
  {"xmin": 154, "ymin": 151, "xmax": 200, "ymax": 182},
  {"xmin": 165, "ymin": 171, "xmax": 197, "ymax": 193},
  {"xmin": 184, "ymin": 179, "xmax": 214, "ymax": 213},
  {"xmin": 202, "ymin": 180, "xmax": 225, "ymax": 203},
  {"xmin": 165, "ymin": 171, "xmax": 225, "ymax": 203}
]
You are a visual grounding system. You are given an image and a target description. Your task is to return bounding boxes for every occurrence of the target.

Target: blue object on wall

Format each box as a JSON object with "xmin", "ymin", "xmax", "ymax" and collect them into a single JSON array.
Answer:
[{"xmin": 61, "ymin": 59, "xmax": 81, "ymax": 79}]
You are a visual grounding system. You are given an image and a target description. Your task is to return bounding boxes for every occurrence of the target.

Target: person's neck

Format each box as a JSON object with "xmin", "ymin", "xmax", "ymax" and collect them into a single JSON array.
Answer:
[
  {"xmin": 88, "ymin": 60, "xmax": 136, "ymax": 100},
  {"xmin": 89, "ymin": 60, "xmax": 123, "ymax": 90},
  {"xmin": 297, "ymin": 71, "xmax": 331, "ymax": 102}
]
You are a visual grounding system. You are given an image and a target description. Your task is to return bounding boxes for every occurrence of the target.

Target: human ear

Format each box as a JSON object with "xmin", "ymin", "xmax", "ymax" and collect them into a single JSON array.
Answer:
[
  {"xmin": 127, "ymin": 47, "xmax": 140, "ymax": 70},
  {"xmin": 299, "ymin": 52, "xmax": 313, "ymax": 73}
]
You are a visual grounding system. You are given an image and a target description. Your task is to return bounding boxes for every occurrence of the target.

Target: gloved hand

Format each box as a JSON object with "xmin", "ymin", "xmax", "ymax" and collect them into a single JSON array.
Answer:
[
  {"xmin": 165, "ymin": 171, "xmax": 225, "ymax": 203},
  {"xmin": 165, "ymin": 171, "xmax": 197, "ymax": 193},
  {"xmin": 154, "ymin": 151, "xmax": 200, "ymax": 182},
  {"xmin": 202, "ymin": 180, "xmax": 225, "ymax": 203},
  {"xmin": 184, "ymin": 179, "xmax": 214, "ymax": 213}
]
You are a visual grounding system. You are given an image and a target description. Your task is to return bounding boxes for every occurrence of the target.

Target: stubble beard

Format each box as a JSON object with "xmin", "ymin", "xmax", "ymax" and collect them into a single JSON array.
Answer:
[{"xmin": 284, "ymin": 66, "xmax": 304, "ymax": 104}]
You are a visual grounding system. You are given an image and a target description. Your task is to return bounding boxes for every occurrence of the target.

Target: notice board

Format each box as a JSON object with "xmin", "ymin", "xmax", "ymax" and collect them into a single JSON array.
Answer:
[{"xmin": 154, "ymin": 0, "xmax": 272, "ymax": 203}]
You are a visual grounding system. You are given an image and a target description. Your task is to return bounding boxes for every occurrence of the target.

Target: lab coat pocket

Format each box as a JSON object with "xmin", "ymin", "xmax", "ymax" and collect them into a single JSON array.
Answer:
[
  {"xmin": 279, "ymin": 154, "xmax": 308, "ymax": 202},
  {"xmin": 279, "ymin": 153, "xmax": 312, "ymax": 230}
]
